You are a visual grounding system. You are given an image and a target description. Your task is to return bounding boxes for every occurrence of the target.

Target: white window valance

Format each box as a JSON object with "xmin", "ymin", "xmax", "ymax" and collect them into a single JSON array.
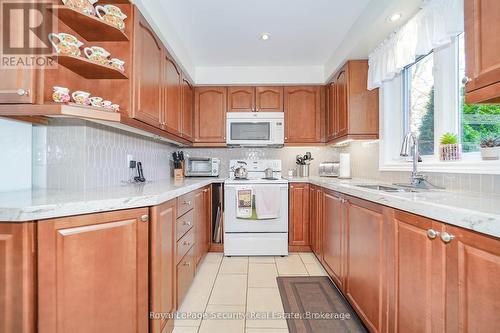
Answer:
[{"xmin": 367, "ymin": 0, "xmax": 464, "ymax": 90}]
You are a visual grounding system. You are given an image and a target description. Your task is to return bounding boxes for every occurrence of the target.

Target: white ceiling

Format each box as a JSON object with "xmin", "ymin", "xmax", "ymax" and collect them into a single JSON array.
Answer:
[{"xmin": 160, "ymin": 0, "xmax": 370, "ymax": 67}]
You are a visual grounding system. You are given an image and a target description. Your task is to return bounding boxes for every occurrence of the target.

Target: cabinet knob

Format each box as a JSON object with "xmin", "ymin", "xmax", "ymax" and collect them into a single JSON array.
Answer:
[
  {"xmin": 462, "ymin": 77, "xmax": 472, "ymax": 84},
  {"xmin": 440, "ymin": 232, "xmax": 455, "ymax": 243},
  {"xmin": 427, "ymin": 229, "xmax": 440, "ymax": 239},
  {"xmin": 203, "ymin": 188, "xmax": 208, "ymax": 193},
  {"xmin": 17, "ymin": 88, "xmax": 30, "ymax": 96},
  {"xmin": 140, "ymin": 215, "xmax": 149, "ymax": 222}
]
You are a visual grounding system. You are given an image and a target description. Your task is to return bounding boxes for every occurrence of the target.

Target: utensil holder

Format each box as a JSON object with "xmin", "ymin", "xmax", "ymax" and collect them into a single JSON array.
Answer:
[{"xmin": 297, "ymin": 164, "xmax": 309, "ymax": 177}]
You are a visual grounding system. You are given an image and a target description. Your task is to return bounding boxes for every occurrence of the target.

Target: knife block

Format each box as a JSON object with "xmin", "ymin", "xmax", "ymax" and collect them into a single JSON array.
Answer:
[{"xmin": 174, "ymin": 161, "xmax": 184, "ymax": 180}]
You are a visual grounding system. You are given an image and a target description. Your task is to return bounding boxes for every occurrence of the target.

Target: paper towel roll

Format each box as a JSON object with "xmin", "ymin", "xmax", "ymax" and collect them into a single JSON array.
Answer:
[{"xmin": 339, "ymin": 153, "xmax": 351, "ymax": 179}]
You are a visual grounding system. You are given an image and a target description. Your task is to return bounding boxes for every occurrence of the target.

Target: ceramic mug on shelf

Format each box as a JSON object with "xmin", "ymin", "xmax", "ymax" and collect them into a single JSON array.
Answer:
[
  {"xmin": 95, "ymin": 5, "xmax": 127, "ymax": 30},
  {"xmin": 83, "ymin": 46, "xmax": 111, "ymax": 65},
  {"xmin": 71, "ymin": 91, "xmax": 91, "ymax": 105},
  {"xmin": 109, "ymin": 58, "xmax": 125, "ymax": 72},
  {"xmin": 52, "ymin": 86, "xmax": 71, "ymax": 103},
  {"xmin": 48, "ymin": 32, "xmax": 83, "ymax": 57},
  {"xmin": 101, "ymin": 100, "xmax": 113, "ymax": 109},
  {"xmin": 89, "ymin": 96, "xmax": 104, "ymax": 107},
  {"xmin": 110, "ymin": 104, "xmax": 120, "ymax": 112},
  {"xmin": 62, "ymin": 0, "xmax": 98, "ymax": 16}
]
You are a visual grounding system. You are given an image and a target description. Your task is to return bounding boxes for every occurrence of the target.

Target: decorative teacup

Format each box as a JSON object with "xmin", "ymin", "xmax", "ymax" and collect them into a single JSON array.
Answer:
[
  {"xmin": 89, "ymin": 96, "xmax": 104, "ymax": 107},
  {"xmin": 101, "ymin": 100, "xmax": 113, "ymax": 109},
  {"xmin": 109, "ymin": 58, "xmax": 125, "ymax": 72},
  {"xmin": 62, "ymin": 0, "xmax": 98, "ymax": 16},
  {"xmin": 48, "ymin": 32, "xmax": 83, "ymax": 57},
  {"xmin": 71, "ymin": 91, "xmax": 91, "ymax": 105},
  {"xmin": 52, "ymin": 86, "xmax": 71, "ymax": 103},
  {"xmin": 110, "ymin": 104, "xmax": 120, "ymax": 112},
  {"xmin": 95, "ymin": 5, "xmax": 127, "ymax": 30},
  {"xmin": 83, "ymin": 46, "xmax": 110, "ymax": 65}
]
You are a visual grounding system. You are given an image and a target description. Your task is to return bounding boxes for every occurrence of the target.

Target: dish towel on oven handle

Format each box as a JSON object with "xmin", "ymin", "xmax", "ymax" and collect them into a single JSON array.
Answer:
[
  {"xmin": 254, "ymin": 186, "xmax": 281, "ymax": 219},
  {"xmin": 236, "ymin": 187, "xmax": 253, "ymax": 219}
]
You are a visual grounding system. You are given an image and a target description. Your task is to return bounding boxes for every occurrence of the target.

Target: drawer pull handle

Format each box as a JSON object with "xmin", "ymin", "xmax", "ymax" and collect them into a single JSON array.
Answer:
[
  {"xmin": 427, "ymin": 229, "xmax": 440, "ymax": 239},
  {"xmin": 183, "ymin": 200, "xmax": 191, "ymax": 205},
  {"xmin": 440, "ymin": 232, "xmax": 455, "ymax": 243},
  {"xmin": 183, "ymin": 261, "xmax": 191, "ymax": 266},
  {"xmin": 183, "ymin": 241, "xmax": 190, "ymax": 246},
  {"xmin": 183, "ymin": 221, "xmax": 191, "ymax": 226}
]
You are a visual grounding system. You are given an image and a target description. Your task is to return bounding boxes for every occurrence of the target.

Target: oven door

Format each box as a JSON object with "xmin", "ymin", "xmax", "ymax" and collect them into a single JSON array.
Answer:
[
  {"xmin": 226, "ymin": 119, "xmax": 274, "ymax": 145},
  {"xmin": 224, "ymin": 183, "xmax": 288, "ymax": 232}
]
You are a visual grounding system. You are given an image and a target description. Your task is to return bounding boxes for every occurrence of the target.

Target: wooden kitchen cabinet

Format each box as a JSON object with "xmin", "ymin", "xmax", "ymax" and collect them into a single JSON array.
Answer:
[
  {"xmin": 132, "ymin": 10, "xmax": 163, "ymax": 128},
  {"xmin": 464, "ymin": 0, "xmax": 500, "ymax": 103},
  {"xmin": 0, "ymin": 70, "xmax": 37, "ymax": 104},
  {"xmin": 445, "ymin": 224, "xmax": 500, "ymax": 333},
  {"xmin": 163, "ymin": 55, "xmax": 182, "ymax": 135},
  {"xmin": 0, "ymin": 223, "xmax": 36, "ymax": 333},
  {"xmin": 344, "ymin": 196, "xmax": 388, "ymax": 333},
  {"xmin": 255, "ymin": 86, "xmax": 284, "ymax": 112},
  {"xmin": 322, "ymin": 189, "xmax": 345, "ymax": 290},
  {"xmin": 181, "ymin": 76, "xmax": 194, "ymax": 140},
  {"xmin": 309, "ymin": 185, "xmax": 323, "ymax": 258},
  {"xmin": 150, "ymin": 200, "xmax": 176, "ymax": 333},
  {"xmin": 326, "ymin": 60, "xmax": 379, "ymax": 144},
  {"xmin": 37, "ymin": 208, "xmax": 149, "ymax": 333},
  {"xmin": 194, "ymin": 186, "xmax": 211, "ymax": 267},
  {"xmin": 227, "ymin": 87, "xmax": 255, "ymax": 112},
  {"xmin": 284, "ymin": 86, "xmax": 322, "ymax": 144},
  {"xmin": 289, "ymin": 183, "xmax": 310, "ymax": 249},
  {"xmin": 194, "ymin": 87, "xmax": 227, "ymax": 144}
]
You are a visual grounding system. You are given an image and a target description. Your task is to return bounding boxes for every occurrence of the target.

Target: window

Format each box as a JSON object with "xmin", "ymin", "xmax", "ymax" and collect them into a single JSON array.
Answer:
[{"xmin": 403, "ymin": 53, "xmax": 435, "ymax": 156}]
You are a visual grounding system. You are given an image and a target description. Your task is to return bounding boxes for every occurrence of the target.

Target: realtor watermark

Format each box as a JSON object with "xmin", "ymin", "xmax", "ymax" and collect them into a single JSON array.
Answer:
[
  {"xmin": 1, "ymin": 0, "xmax": 56, "ymax": 68},
  {"xmin": 150, "ymin": 311, "xmax": 353, "ymax": 321}
]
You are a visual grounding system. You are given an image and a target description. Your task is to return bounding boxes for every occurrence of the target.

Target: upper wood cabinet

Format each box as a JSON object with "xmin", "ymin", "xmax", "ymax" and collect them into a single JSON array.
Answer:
[
  {"xmin": 227, "ymin": 87, "xmax": 255, "ymax": 112},
  {"xmin": 464, "ymin": 0, "xmax": 500, "ymax": 103},
  {"xmin": 150, "ymin": 200, "xmax": 176, "ymax": 333},
  {"xmin": 181, "ymin": 76, "xmax": 194, "ymax": 140},
  {"xmin": 289, "ymin": 183, "xmax": 310, "ymax": 248},
  {"xmin": 163, "ymin": 55, "xmax": 182, "ymax": 135},
  {"xmin": 227, "ymin": 86, "xmax": 283, "ymax": 112},
  {"xmin": 0, "ymin": 70, "xmax": 37, "ymax": 104},
  {"xmin": 132, "ymin": 11, "xmax": 163, "ymax": 128},
  {"xmin": 327, "ymin": 60, "xmax": 379, "ymax": 144},
  {"xmin": 284, "ymin": 86, "xmax": 321, "ymax": 144},
  {"xmin": 194, "ymin": 87, "xmax": 227, "ymax": 143},
  {"xmin": 37, "ymin": 208, "xmax": 149, "ymax": 333}
]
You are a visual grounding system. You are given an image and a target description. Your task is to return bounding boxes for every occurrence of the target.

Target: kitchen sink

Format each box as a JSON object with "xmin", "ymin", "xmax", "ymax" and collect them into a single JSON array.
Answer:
[{"xmin": 355, "ymin": 184, "xmax": 420, "ymax": 193}]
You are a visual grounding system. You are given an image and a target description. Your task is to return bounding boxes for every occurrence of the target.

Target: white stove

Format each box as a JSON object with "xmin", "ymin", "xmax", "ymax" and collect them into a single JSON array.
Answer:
[{"xmin": 224, "ymin": 159, "xmax": 289, "ymax": 256}]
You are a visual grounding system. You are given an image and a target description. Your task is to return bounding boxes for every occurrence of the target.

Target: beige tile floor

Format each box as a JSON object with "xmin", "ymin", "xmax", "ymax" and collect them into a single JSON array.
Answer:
[{"xmin": 173, "ymin": 252, "xmax": 328, "ymax": 333}]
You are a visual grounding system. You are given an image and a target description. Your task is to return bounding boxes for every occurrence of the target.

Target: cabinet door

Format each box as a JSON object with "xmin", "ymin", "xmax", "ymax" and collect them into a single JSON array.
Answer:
[
  {"xmin": 163, "ymin": 55, "xmax": 181, "ymax": 135},
  {"xmin": 203, "ymin": 186, "xmax": 212, "ymax": 254},
  {"xmin": 391, "ymin": 211, "xmax": 445, "ymax": 333},
  {"xmin": 327, "ymin": 82, "xmax": 338, "ymax": 140},
  {"xmin": 150, "ymin": 200, "xmax": 176, "ymax": 333},
  {"xmin": 0, "ymin": 223, "xmax": 36, "ymax": 333},
  {"xmin": 194, "ymin": 87, "xmax": 226, "ymax": 143},
  {"xmin": 284, "ymin": 86, "xmax": 321, "ymax": 143},
  {"xmin": 194, "ymin": 188, "xmax": 209, "ymax": 266},
  {"xmin": 289, "ymin": 183, "xmax": 310, "ymax": 247},
  {"xmin": 445, "ymin": 225, "xmax": 500, "ymax": 333},
  {"xmin": 132, "ymin": 12, "xmax": 163, "ymax": 128},
  {"xmin": 38, "ymin": 208, "xmax": 149, "ymax": 333},
  {"xmin": 181, "ymin": 76, "xmax": 194, "ymax": 140},
  {"xmin": 0, "ymin": 69, "xmax": 36, "ymax": 104},
  {"xmin": 227, "ymin": 87, "xmax": 255, "ymax": 112},
  {"xmin": 322, "ymin": 190, "xmax": 344, "ymax": 289},
  {"xmin": 464, "ymin": 0, "xmax": 500, "ymax": 103},
  {"xmin": 345, "ymin": 197, "xmax": 386, "ymax": 333},
  {"xmin": 255, "ymin": 86, "xmax": 283, "ymax": 112},
  {"xmin": 336, "ymin": 70, "xmax": 348, "ymax": 137}
]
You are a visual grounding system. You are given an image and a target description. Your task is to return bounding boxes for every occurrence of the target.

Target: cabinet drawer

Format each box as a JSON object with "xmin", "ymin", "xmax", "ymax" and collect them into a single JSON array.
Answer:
[
  {"xmin": 176, "ymin": 210, "xmax": 194, "ymax": 240},
  {"xmin": 177, "ymin": 192, "xmax": 195, "ymax": 217},
  {"xmin": 177, "ymin": 227, "xmax": 195, "ymax": 264},
  {"xmin": 177, "ymin": 247, "xmax": 195, "ymax": 307}
]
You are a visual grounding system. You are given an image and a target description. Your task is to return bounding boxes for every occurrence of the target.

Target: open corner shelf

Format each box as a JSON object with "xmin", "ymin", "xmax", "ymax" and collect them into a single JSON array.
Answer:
[
  {"xmin": 50, "ymin": 54, "xmax": 128, "ymax": 79},
  {"xmin": 0, "ymin": 103, "xmax": 121, "ymax": 122},
  {"xmin": 49, "ymin": 5, "xmax": 129, "ymax": 42}
]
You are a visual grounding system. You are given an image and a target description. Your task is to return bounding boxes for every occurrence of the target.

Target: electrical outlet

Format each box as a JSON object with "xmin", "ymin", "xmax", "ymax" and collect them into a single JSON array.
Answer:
[{"xmin": 127, "ymin": 154, "xmax": 134, "ymax": 168}]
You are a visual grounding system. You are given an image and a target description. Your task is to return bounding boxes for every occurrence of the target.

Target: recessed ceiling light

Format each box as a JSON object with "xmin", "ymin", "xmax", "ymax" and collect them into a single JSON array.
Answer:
[
  {"xmin": 260, "ymin": 33, "xmax": 270, "ymax": 41},
  {"xmin": 386, "ymin": 13, "xmax": 402, "ymax": 22}
]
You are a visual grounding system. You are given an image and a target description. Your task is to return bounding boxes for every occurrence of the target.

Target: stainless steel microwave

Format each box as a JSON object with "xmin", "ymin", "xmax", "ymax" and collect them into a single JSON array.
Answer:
[
  {"xmin": 184, "ymin": 157, "xmax": 220, "ymax": 177},
  {"xmin": 226, "ymin": 112, "xmax": 284, "ymax": 147}
]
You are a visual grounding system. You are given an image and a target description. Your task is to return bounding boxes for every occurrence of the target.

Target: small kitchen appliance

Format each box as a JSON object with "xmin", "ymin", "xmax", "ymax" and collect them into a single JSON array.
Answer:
[
  {"xmin": 319, "ymin": 162, "xmax": 340, "ymax": 177},
  {"xmin": 184, "ymin": 157, "xmax": 220, "ymax": 177},
  {"xmin": 226, "ymin": 112, "xmax": 284, "ymax": 147}
]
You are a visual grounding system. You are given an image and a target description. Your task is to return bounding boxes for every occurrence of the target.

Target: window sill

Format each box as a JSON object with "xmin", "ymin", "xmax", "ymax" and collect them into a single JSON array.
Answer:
[{"xmin": 380, "ymin": 159, "xmax": 500, "ymax": 175}]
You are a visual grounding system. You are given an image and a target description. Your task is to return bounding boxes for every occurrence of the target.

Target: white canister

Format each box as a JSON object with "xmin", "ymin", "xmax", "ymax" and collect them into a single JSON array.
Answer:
[{"xmin": 339, "ymin": 153, "xmax": 351, "ymax": 179}]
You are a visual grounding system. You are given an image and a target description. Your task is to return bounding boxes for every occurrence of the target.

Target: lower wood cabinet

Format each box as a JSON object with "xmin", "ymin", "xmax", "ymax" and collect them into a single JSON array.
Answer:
[
  {"xmin": 288, "ymin": 183, "xmax": 310, "ymax": 249},
  {"xmin": 194, "ymin": 186, "xmax": 211, "ymax": 267},
  {"xmin": 176, "ymin": 247, "xmax": 196, "ymax": 306},
  {"xmin": 309, "ymin": 185, "xmax": 322, "ymax": 258},
  {"xmin": 37, "ymin": 208, "xmax": 150, "ymax": 333},
  {"xmin": 150, "ymin": 200, "xmax": 176, "ymax": 333}
]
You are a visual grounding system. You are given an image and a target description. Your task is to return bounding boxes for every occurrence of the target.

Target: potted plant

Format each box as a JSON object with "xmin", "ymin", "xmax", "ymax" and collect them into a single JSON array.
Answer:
[
  {"xmin": 439, "ymin": 133, "xmax": 461, "ymax": 161},
  {"xmin": 480, "ymin": 136, "xmax": 500, "ymax": 160}
]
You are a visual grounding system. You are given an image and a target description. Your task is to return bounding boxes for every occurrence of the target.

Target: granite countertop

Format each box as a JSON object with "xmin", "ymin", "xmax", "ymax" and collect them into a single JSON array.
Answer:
[
  {"xmin": 287, "ymin": 176, "xmax": 500, "ymax": 239},
  {"xmin": 0, "ymin": 178, "xmax": 225, "ymax": 222},
  {"xmin": 1, "ymin": 175, "xmax": 499, "ymax": 239}
]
